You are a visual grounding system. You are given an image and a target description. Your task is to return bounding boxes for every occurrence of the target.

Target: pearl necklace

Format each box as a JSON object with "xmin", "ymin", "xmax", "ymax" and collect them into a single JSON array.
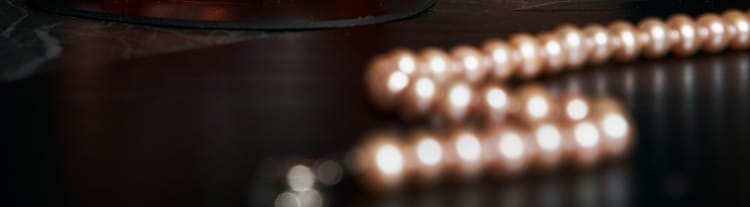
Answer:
[
  {"xmin": 266, "ymin": 10, "xmax": 750, "ymax": 203},
  {"xmin": 356, "ymin": 9, "xmax": 750, "ymax": 194}
]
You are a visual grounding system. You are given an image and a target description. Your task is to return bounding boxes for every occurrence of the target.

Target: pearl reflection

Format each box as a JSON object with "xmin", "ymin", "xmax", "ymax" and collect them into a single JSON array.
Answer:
[
  {"xmin": 417, "ymin": 138, "xmax": 443, "ymax": 166},
  {"xmin": 275, "ymin": 192, "xmax": 301, "ymax": 207},
  {"xmin": 287, "ymin": 165, "xmax": 315, "ymax": 192},
  {"xmin": 376, "ymin": 145, "xmax": 405, "ymax": 175},
  {"xmin": 316, "ymin": 160, "xmax": 343, "ymax": 186}
]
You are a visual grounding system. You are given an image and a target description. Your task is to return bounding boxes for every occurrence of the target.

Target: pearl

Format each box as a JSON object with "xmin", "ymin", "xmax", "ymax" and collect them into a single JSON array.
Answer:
[
  {"xmin": 531, "ymin": 122, "xmax": 565, "ymax": 171},
  {"xmin": 608, "ymin": 20, "xmax": 642, "ymax": 62},
  {"xmin": 419, "ymin": 48, "xmax": 458, "ymax": 83},
  {"xmin": 722, "ymin": 10, "xmax": 750, "ymax": 50},
  {"xmin": 638, "ymin": 17, "xmax": 673, "ymax": 59},
  {"xmin": 556, "ymin": 25, "xmax": 589, "ymax": 69},
  {"xmin": 538, "ymin": 32, "xmax": 567, "ymax": 74},
  {"xmin": 438, "ymin": 81, "xmax": 476, "ymax": 123},
  {"xmin": 481, "ymin": 39, "xmax": 517, "ymax": 81},
  {"xmin": 484, "ymin": 126, "xmax": 531, "ymax": 179},
  {"xmin": 451, "ymin": 45, "xmax": 491, "ymax": 84},
  {"xmin": 583, "ymin": 24, "xmax": 614, "ymax": 65},
  {"xmin": 510, "ymin": 34, "xmax": 545, "ymax": 79},
  {"xmin": 478, "ymin": 85, "xmax": 514, "ymax": 123},
  {"xmin": 405, "ymin": 131, "xmax": 445, "ymax": 186},
  {"xmin": 356, "ymin": 133, "xmax": 406, "ymax": 194},
  {"xmin": 365, "ymin": 55, "xmax": 409, "ymax": 110},
  {"xmin": 667, "ymin": 14, "xmax": 704, "ymax": 57},
  {"xmin": 517, "ymin": 85, "xmax": 557, "ymax": 124},
  {"xmin": 444, "ymin": 128, "xmax": 484, "ymax": 182},
  {"xmin": 390, "ymin": 49, "xmax": 419, "ymax": 76},
  {"xmin": 560, "ymin": 94, "xmax": 591, "ymax": 122},
  {"xmin": 565, "ymin": 120, "xmax": 603, "ymax": 170},
  {"xmin": 696, "ymin": 13, "xmax": 733, "ymax": 53},
  {"xmin": 402, "ymin": 76, "xmax": 440, "ymax": 119},
  {"xmin": 591, "ymin": 98, "xmax": 634, "ymax": 160}
]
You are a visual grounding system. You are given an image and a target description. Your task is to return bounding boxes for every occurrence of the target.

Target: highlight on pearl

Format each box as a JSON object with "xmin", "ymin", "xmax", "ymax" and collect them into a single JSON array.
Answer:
[
  {"xmin": 484, "ymin": 126, "xmax": 531, "ymax": 178},
  {"xmin": 405, "ymin": 131, "xmax": 445, "ymax": 185},
  {"xmin": 402, "ymin": 76, "xmax": 439, "ymax": 118},
  {"xmin": 355, "ymin": 133, "xmax": 406, "ymax": 194},
  {"xmin": 530, "ymin": 122, "xmax": 565, "ymax": 172},
  {"xmin": 451, "ymin": 45, "xmax": 491, "ymax": 84},
  {"xmin": 479, "ymin": 85, "xmax": 513, "ymax": 123},
  {"xmin": 568, "ymin": 120, "xmax": 602, "ymax": 169},
  {"xmin": 696, "ymin": 13, "xmax": 733, "ymax": 53},
  {"xmin": 517, "ymin": 85, "xmax": 556, "ymax": 124},
  {"xmin": 561, "ymin": 95, "xmax": 591, "ymax": 122},
  {"xmin": 439, "ymin": 81, "xmax": 476, "ymax": 123},
  {"xmin": 722, "ymin": 10, "xmax": 750, "ymax": 50},
  {"xmin": 638, "ymin": 17, "xmax": 673, "ymax": 59},
  {"xmin": 445, "ymin": 129, "xmax": 484, "ymax": 181},
  {"xmin": 482, "ymin": 39, "xmax": 517, "ymax": 80},
  {"xmin": 510, "ymin": 34, "xmax": 544, "ymax": 79},
  {"xmin": 591, "ymin": 98, "xmax": 635, "ymax": 160},
  {"xmin": 667, "ymin": 14, "xmax": 703, "ymax": 57},
  {"xmin": 556, "ymin": 25, "xmax": 589, "ymax": 69}
]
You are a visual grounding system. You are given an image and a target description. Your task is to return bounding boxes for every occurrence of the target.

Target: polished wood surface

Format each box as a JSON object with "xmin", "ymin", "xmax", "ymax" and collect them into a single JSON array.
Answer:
[{"xmin": 4, "ymin": 0, "xmax": 750, "ymax": 206}]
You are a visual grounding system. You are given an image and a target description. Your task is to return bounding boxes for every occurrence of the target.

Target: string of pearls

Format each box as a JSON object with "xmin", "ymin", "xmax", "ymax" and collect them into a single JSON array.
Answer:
[
  {"xmin": 366, "ymin": 9, "xmax": 750, "ymax": 122},
  {"xmin": 354, "ymin": 86, "xmax": 634, "ymax": 194}
]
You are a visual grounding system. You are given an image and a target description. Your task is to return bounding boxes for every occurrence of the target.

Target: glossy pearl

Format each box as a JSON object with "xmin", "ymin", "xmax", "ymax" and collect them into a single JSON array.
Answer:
[
  {"xmin": 696, "ymin": 13, "xmax": 734, "ymax": 53},
  {"xmin": 451, "ymin": 45, "xmax": 491, "ymax": 84},
  {"xmin": 538, "ymin": 32, "xmax": 567, "ymax": 74},
  {"xmin": 444, "ymin": 128, "xmax": 484, "ymax": 182},
  {"xmin": 510, "ymin": 34, "xmax": 544, "ymax": 79},
  {"xmin": 365, "ymin": 55, "xmax": 409, "ymax": 110},
  {"xmin": 638, "ymin": 17, "xmax": 673, "ymax": 59},
  {"xmin": 516, "ymin": 85, "xmax": 557, "ymax": 124},
  {"xmin": 667, "ymin": 14, "xmax": 704, "ymax": 57},
  {"xmin": 556, "ymin": 25, "xmax": 589, "ymax": 69},
  {"xmin": 356, "ymin": 133, "xmax": 406, "ymax": 194},
  {"xmin": 438, "ymin": 81, "xmax": 476, "ymax": 123},
  {"xmin": 478, "ymin": 85, "xmax": 514, "ymax": 123},
  {"xmin": 565, "ymin": 120, "xmax": 603, "ymax": 169},
  {"xmin": 419, "ymin": 48, "xmax": 457, "ymax": 83},
  {"xmin": 722, "ymin": 10, "xmax": 750, "ymax": 50},
  {"xmin": 591, "ymin": 98, "xmax": 634, "ymax": 160},
  {"xmin": 402, "ymin": 76, "xmax": 440, "ymax": 119},
  {"xmin": 583, "ymin": 24, "xmax": 614, "ymax": 65},
  {"xmin": 531, "ymin": 122, "xmax": 565, "ymax": 171},
  {"xmin": 560, "ymin": 94, "xmax": 591, "ymax": 122},
  {"xmin": 404, "ymin": 131, "xmax": 445, "ymax": 186},
  {"xmin": 484, "ymin": 126, "xmax": 532, "ymax": 179},
  {"xmin": 481, "ymin": 39, "xmax": 517, "ymax": 81},
  {"xmin": 608, "ymin": 20, "xmax": 642, "ymax": 62},
  {"xmin": 390, "ymin": 49, "xmax": 420, "ymax": 76}
]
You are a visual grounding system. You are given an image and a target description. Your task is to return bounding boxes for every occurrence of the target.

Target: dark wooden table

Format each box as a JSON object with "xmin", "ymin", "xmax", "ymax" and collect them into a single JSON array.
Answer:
[{"xmin": 3, "ymin": 0, "xmax": 750, "ymax": 206}]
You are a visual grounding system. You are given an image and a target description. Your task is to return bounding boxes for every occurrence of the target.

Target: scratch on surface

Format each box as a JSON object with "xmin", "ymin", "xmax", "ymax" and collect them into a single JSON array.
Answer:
[
  {"xmin": 2, "ymin": 24, "xmax": 62, "ymax": 81},
  {"xmin": 2, "ymin": 0, "xmax": 29, "ymax": 37}
]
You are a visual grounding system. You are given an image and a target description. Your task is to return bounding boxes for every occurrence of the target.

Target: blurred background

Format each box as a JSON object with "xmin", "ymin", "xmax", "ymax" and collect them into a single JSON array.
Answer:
[{"xmin": 2, "ymin": 0, "xmax": 750, "ymax": 206}]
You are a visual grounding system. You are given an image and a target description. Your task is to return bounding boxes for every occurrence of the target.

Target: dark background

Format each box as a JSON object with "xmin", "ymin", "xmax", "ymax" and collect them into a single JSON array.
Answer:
[{"xmin": 3, "ymin": 0, "xmax": 750, "ymax": 206}]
